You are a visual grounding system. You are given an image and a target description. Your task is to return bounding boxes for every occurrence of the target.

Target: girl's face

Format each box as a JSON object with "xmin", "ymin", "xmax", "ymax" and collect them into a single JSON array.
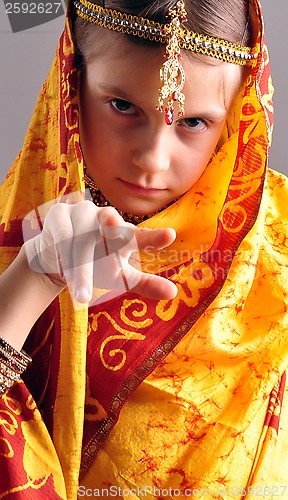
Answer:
[{"xmin": 80, "ymin": 31, "xmax": 243, "ymax": 216}]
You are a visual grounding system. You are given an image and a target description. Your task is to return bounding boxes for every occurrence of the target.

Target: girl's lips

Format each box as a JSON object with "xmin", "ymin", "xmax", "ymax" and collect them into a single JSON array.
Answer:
[{"xmin": 119, "ymin": 179, "xmax": 166, "ymax": 194}]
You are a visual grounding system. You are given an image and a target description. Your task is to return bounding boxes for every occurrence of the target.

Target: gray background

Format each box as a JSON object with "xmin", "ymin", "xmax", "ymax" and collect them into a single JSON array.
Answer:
[{"xmin": 0, "ymin": 1, "xmax": 287, "ymax": 183}]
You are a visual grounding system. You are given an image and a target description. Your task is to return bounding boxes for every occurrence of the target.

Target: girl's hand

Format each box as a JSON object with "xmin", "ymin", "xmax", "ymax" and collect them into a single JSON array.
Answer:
[{"xmin": 24, "ymin": 201, "xmax": 177, "ymax": 303}]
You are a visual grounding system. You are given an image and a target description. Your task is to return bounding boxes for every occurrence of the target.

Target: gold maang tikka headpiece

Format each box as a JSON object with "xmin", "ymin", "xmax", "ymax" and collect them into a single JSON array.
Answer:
[
  {"xmin": 156, "ymin": 1, "xmax": 187, "ymax": 125},
  {"xmin": 74, "ymin": 0, "xmax": 259, "ymax": 124}
]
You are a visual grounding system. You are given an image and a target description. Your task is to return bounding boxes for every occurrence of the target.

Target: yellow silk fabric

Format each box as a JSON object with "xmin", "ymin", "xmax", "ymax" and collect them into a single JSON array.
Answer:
[
  {"xmin": 80, "ymin": 168, "xmax": 288, "ymax": 498},
  {"xmin": 78, "ymin": 7, "xmax": 288, "ymax": 496},
  {"xmin": 0, "ymin": 1, "xmax": 287, "ymax": 499}
]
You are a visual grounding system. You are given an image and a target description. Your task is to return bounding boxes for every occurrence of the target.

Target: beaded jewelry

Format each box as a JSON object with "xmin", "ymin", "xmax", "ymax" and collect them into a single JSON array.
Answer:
[
  {"xmin": 74, "ymin": 0, "xmax": 257, "ymax": 66},
  {"xmin": 84, "ymin": 169, "xmax": 174, "ymax": 225},
  {"xmin": 0, "ymin": 337, "xmax": 31, "ymax": 397},
  {"xmin": 156, "ymin": 1, "xmax": 187, "ymax": 125}
]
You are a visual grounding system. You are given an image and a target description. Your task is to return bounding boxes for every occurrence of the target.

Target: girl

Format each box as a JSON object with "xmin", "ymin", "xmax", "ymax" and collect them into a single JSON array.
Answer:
[{"xmin": 0, "ymin": 0, "xmax": 287, "ymax": 498}]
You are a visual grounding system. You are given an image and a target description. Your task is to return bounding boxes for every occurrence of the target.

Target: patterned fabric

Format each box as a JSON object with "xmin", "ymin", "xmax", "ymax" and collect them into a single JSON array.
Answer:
[{"xmin": 0, "ymin": 0, "xmax": 288, "ymax": 498}]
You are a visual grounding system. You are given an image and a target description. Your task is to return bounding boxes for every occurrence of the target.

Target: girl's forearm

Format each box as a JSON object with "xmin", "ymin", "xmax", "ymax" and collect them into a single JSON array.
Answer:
[{"xmin": 0, "ymin": 246, "xmax": 65, "ymax": 351}]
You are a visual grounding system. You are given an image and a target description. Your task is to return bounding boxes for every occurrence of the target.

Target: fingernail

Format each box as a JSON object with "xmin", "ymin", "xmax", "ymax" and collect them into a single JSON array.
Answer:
[{"xmin": 75, "ymin": 287, "xmax": 91, "ymax": 303}]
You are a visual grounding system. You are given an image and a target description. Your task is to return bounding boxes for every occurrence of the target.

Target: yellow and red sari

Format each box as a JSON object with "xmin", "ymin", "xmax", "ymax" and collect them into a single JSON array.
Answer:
[{"xmin": 0, "ymin": 0, "xmax": 288, "ymax": 498}]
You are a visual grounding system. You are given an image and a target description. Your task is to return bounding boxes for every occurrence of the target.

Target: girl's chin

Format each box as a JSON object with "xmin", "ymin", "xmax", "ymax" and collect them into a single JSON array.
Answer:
[
  {"xmin": 114, "ymin": 200, "xmax": 172, "ymax": 216},
  {"xmin": 104, "ymin": 188, "xmax": 179, "ymax": 216}
]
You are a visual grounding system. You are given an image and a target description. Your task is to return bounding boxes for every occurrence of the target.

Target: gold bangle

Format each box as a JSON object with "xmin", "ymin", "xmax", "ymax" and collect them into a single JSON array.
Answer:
[
  {"xmin": 0, "ymin": 358, "xmax": 23, "ymax": 379},
  {"xmin": 0, "ymin": 337, "xmax": 31, "ymax": 397},
  {"xmin": 0, "ymin": 337, "xmax": 31, "ymax": 369},
  {"xmin": 0, "ymin": 370, "xmax": 21, "ymax": 396}
]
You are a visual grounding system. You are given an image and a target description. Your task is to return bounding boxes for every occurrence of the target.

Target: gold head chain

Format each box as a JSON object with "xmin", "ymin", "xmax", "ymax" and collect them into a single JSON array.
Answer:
[
  {"xmin": 155, "ymin": 1, "xmax": 187, "ymax": 125},
  {"xmin": 74, "ymin": 0, "xmax": 259, "ymax": 125}
]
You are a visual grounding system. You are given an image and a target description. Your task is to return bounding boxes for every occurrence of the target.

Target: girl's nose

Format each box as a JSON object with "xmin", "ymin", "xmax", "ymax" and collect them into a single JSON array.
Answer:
[{"xmin": 131, "ymin": 129, "xmax": 171, "ymax": 174}]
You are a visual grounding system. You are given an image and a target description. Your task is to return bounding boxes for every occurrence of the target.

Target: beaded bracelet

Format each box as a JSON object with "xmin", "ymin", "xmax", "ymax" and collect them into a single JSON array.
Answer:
[{"xmin": 0, "ymin": 337, "xmax": 32, "ymax": 397}]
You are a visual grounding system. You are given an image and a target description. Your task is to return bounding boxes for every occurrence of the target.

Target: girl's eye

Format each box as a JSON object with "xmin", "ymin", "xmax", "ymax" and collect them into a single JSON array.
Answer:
[
  {"xmin": 179, "ymin": 117, "xmax": 207, "ymax": 132},
  {"xmin": 110, "ymin": 98, "xmax": 136, "ymax": 115}
]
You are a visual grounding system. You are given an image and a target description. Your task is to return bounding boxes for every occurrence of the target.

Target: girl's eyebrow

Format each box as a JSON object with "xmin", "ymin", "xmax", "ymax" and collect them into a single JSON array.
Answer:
[
  {"xmin": 96, "ymin": 82, "xmax": 134, "ymax": 101},
  {"xmin": 184, "ymin": 109, "xmax": 227, "ymax": 121}
]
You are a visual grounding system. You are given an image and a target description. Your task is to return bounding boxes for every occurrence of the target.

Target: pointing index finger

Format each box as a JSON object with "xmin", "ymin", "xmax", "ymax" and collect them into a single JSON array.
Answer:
[{"xmin": 135, "ymin": 227, "xmax": 176, "ymax": 252}]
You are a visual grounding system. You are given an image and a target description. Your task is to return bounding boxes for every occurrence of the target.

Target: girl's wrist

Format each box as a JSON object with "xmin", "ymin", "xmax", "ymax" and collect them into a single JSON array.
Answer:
[{"xmin": 0, "ymin": 246, "xmax": 66, "ymax": 351}]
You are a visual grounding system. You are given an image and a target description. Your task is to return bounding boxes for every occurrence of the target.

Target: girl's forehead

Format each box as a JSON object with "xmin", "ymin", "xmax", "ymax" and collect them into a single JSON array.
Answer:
[{"xmin": 86, "ymin": 34, "xmax": 243, "ymax": 115}]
